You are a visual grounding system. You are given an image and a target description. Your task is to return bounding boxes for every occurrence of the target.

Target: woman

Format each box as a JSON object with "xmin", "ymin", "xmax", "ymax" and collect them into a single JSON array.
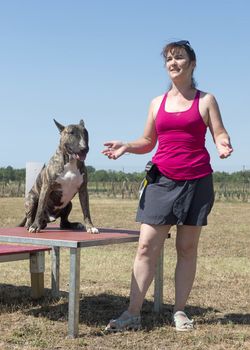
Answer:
[{"xmin": 102, "ymin": 40, "xmax": 233, "ymax": 332}]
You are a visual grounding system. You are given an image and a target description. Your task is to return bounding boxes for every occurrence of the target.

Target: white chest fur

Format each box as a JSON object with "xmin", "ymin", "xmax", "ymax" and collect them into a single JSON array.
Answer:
[{"xmin": 55, "ymin": 162, "xmax": 83, "ymax": 208}]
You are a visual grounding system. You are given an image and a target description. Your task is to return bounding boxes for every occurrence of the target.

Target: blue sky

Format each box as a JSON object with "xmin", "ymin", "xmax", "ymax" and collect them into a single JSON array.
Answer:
[{"xmin": 0, "ymin": 0, "xmax": 249, "ymax": 173}]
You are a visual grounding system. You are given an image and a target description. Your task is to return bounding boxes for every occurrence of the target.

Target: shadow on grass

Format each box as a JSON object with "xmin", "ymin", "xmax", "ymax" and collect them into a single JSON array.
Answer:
[
  {"xmin": 215, "ymin": 313, "xmax": 250, "ymax": 326},
  {"xmin": 0, "ymin": 284, "xmax": 61, "ymax": 308},
  {"xmin": 0, "ymin": 284, "xmax": 249, "ymax": 329}
]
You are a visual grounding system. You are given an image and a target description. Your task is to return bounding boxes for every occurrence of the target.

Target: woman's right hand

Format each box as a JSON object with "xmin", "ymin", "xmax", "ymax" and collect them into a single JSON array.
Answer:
[{"xmin": 102, "ymin": 140, "xmax": 128, "ymax": 160}]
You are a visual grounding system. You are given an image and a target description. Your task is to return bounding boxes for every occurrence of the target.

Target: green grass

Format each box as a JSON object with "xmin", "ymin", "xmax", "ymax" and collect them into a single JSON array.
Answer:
[{"xmin": 0, "ymin": 198, "xmax": 249, "ymax": 349}]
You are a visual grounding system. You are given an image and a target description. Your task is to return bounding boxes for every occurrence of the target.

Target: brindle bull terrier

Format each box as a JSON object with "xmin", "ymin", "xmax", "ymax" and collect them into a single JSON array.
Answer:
[{"xmin": 19, "ymin": 119, "xmax": 99, "ymax": 234}]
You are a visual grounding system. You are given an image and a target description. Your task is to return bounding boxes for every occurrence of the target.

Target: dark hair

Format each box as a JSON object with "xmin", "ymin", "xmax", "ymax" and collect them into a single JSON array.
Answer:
[{"xmin": 161, "ymin": 40, "xmax": 197, "ymax": 88}]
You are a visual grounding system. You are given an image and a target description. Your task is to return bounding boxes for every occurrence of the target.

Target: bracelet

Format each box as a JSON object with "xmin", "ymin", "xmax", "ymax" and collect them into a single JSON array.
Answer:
[{"xmin": 124, "ymin": 142, "xmax": 132, "ymax": 148}]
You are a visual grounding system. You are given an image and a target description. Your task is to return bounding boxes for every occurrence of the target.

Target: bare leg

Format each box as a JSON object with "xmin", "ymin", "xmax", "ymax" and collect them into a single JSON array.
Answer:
[
  {"xmin": 127, "ymin": 223, "xmax": 171, "ymax": 315},
  {"xmin": 174, "ymin": 225, "xmax": 202, "ymax": 313}
]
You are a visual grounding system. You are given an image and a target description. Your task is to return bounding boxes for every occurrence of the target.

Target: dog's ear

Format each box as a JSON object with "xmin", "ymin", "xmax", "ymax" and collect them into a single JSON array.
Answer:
[
  {"xmin": 53, "ymin": 119, "xmax": 65, "ymax": 133},
  {"xmin": 79, "ymin": 120, "xmax": 85, "ymax": 127}
]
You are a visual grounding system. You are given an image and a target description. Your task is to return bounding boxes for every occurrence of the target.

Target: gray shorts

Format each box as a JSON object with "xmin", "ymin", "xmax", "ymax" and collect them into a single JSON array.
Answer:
[{"xmin": 136, "ymin": 174, "xmax": 214, "ymax": 226}]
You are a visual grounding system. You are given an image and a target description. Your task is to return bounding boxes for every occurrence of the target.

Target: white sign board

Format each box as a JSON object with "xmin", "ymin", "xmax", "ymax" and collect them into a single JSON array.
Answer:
[{"xmin": 25, "ymin": 162, "xmax": 44, "ymax": 196}]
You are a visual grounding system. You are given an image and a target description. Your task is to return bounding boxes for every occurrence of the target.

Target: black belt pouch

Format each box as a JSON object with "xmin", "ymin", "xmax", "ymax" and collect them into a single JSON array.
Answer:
[{"xmin": 145, "ymin": 161, "xmax": 159, "ymax": 184}]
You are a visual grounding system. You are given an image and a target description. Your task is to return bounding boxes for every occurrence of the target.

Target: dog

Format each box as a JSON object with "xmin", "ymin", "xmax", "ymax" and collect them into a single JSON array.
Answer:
[{"xmin": 19, "ymin": 119, "xmax": 99, "ymax": 234}]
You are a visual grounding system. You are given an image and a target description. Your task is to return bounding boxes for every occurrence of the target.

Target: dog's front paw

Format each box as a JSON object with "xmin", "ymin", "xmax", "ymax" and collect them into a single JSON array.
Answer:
[
  {"xmin": 28, "ymin": 224, "xmax": 41, "ymax": 233},
  {"xmin": 87, "ymin": 227, "xmax": 99, "ymax": 234}
]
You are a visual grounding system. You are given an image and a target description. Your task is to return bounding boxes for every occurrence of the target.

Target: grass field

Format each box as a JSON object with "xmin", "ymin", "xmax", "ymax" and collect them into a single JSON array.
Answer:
[{"xmin": 0, "ymin": 197, "xmax": 249, "ymax": 350}]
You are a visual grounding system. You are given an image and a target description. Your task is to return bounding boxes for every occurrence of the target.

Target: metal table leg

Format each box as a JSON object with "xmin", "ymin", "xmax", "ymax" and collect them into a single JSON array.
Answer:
[
  {"xmin": 51, "ymin": 247, "xmax": 60, "ymax": 298},
  {"xmin": 68, "ymin": 247, "xmax": 81, "ymax": 338},
  {"xmin": 154, "ymin": 246, "xmax": 164, "ymax": 313}
]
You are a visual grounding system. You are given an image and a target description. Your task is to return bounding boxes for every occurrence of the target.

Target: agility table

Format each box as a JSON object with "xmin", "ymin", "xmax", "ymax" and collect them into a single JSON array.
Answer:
[{"xmin": 0, "ymin": 226, "xmax": 168, "ymax": 338}]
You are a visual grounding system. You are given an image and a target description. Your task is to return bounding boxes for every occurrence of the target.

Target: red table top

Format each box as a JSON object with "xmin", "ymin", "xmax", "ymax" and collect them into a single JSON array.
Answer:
[
  {"xmin": 0, "ymin": 244, "xmax": 51, "ymax": 255},
  {"xmin": 0, "ymin": 226, "xmax": 140, "ymax": 248}
]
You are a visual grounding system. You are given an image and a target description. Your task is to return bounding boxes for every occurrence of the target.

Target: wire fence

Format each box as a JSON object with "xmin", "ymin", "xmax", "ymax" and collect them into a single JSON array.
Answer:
[{"xmin": 1, "ymin": 180, "xmax": 250, "ymax": 202}]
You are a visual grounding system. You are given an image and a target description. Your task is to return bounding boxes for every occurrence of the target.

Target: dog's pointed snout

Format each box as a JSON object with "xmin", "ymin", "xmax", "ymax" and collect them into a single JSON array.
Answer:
[
  {"xmin": 80, "ymin": 146, "xmax": 89, "ymax": 154},
  {"xmin": 79, "ymin": 136, "xmax": 88, "ymax": 149}
]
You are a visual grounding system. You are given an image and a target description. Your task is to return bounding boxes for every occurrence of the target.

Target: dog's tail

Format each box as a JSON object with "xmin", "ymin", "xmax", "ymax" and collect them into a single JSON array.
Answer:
[{"xmin": 17, "ymin": 217, "xmax": 27, "ymax": 227}]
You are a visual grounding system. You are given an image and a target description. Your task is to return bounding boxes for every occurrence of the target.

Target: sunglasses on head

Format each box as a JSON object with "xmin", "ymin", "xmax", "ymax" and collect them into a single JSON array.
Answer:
[
  {"xmin": 174, "ymin": 40, "xmax": 190, "ymax": 45},
  {"xmin": 173, "ymin": 40, "xmax": 193, "ymax": 50}
]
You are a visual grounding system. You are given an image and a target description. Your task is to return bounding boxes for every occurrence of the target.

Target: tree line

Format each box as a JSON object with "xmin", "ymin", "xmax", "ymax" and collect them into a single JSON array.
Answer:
[
  {"xmin": 0, "ymin": 165, "xmax": 250, "ymax": 184},
  {"xmin": 0, "ymin": 165, "xmax": 143, "ymax": 183}
]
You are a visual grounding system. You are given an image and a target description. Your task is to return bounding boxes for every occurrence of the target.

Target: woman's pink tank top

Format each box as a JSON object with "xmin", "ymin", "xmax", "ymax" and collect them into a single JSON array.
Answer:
[{"xmin": 152, "ymin": 90, "xmax": 213, "ymax": 180}]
